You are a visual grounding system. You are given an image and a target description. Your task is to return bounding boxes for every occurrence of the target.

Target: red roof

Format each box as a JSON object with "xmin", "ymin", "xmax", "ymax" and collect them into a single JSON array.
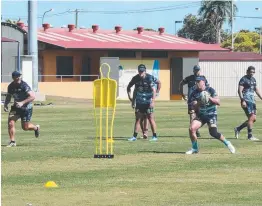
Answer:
[
  {"xmin": 199, "ymin": 51, "xmax": 262, "ymax": 61},
  {"xmin": 23, "ymin": 26, "xmax": 227, "ymax": 51},
  {"xmin": 1, "ymin": 37, "xmax": 17, "ymax": 42}
]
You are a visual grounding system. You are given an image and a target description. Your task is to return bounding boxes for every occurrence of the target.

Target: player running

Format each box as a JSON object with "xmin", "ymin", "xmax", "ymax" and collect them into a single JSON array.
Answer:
[
  {"xmin": 179, "ymin": 65, "xmax": 209, "ymax": 137},
  {"xmin": 234, "ymin": 66, "xmax": 262, "ymax": 140},
  {"xmin": 185, "ymin": 76, "xmax": 235, "ymax": 154},
  {"xmin": 4, "ymin": 71, "xmax": 40, "ymax": 147}
]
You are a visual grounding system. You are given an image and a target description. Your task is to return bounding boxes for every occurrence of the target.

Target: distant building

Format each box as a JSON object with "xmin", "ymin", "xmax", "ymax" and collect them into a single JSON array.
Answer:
[
  {"xmin": 1, "ymin": 22, "xmax": 26, "ymax": 82},
  {"xmin": 2, "ymin": 22, "xmax": 228, "ymax": 100},
  {"xmin": 199, "ymin": 52, "xmax": 262, "ymax": 97}
]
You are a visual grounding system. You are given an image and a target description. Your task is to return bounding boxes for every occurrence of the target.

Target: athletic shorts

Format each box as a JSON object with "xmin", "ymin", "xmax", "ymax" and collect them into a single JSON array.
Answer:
[
  {"xmin": 9, "ymin": 106, "xmax": 33, "ymax": 122},
  {"xmin": 194, "ymin": 114, "xmax": 217, "ymax": 127},
  {"xmin": 243, "ymin": 101, "xmax": 256, "ymax": 116},
  {"xmin": 135, "ymin": 104, "xmax": 154, "ymax": 114}
]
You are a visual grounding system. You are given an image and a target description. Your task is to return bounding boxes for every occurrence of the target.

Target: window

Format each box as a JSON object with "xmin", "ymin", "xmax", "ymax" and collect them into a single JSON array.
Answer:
[
  {"xmin": 56, "ymin": 56, "xmax": 73, "ymax": 78},
  {"xmin": 142, "ymin": 51, "xmax": 168, "ymax": 58},
  {"xmin": 108, "ymin": 50, "xmax": 136, "ymax": 58}
]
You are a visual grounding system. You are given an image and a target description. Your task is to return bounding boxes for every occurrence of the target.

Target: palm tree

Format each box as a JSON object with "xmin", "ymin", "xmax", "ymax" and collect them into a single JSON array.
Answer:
[{"xmin": 198, "ymin": 0, "xmax": 238, "ymax": 44}]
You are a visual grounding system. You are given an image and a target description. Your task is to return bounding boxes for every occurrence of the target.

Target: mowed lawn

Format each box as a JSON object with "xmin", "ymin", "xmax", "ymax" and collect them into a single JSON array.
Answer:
[{"xmin": 1, "ymin": 97, "xmax": 262, "ymax": 206}]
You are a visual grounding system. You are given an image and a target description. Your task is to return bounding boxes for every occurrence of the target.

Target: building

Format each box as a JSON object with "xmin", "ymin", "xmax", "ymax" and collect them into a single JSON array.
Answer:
[
  {"xmin": 1, "ymin": 22, "xmax": 26, "ymax": 82},
  {"xmin": 199, "ymin": 52, "xmax": 262, "ymax": 97},
  {"xmin": 1, "ymin": 22, "xmax": 228, "ymax": 100}
]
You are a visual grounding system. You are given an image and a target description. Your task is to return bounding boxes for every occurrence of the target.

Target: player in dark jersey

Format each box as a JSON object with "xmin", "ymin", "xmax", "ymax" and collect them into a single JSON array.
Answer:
[
  {"xmin": 185, "ymin": 76, "xmax": 235, "ymax": 154},
  {"xmin": 234, "ymin": 66, "xmax": 262, "ymax": 140},
  {"xmin": 127, "ymin": 64, "xmax": 161, "ymax": 141},
  {"xmin": 179, "ymin": 65, "xmax": 209, "ymax": 138},
  {"xmin": 4, "ymin": 71, "xmax": 40, "ymax": 147}
]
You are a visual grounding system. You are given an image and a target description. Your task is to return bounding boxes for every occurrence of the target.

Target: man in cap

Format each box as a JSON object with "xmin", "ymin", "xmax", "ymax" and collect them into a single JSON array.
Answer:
[
  {"xmin": 186, "ymin": 76, "xmax": 235, "ymax": 154},
  {"xmin": 4, "ymin": 71, "xmax": 40, "ymax": 147},
  {"xmin": 234, "ymin": 66, "xmax": 262, "ymax": 140},
  {"xmin": 127, "ymin": 64, "xmax": 161, "ymax": 141},
  {"xmin": 179, "ymin": 65, "xmax": 209, "ymax": 138}
]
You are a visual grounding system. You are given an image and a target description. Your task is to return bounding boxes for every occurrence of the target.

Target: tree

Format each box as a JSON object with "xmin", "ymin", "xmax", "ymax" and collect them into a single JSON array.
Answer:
[
  {"xmin": 198, "ymin": 0, "xmax": 238, "ymax": 44},
  {"xmin": 5, "ymin": 18, "xmax": 20, "ymax": 24},
  {"xmin": 221, "ymin": 31, "xmax": 260, "ymax": 52},
  {"xmin": 177, "ymin": 14, "xmax": 229, "ymax": 44}
]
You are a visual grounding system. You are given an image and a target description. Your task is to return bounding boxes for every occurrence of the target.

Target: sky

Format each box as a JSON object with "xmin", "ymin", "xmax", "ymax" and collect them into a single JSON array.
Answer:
[{"xmin": 1, "ymin": 0, "xmax": 262, "ymax": 35}]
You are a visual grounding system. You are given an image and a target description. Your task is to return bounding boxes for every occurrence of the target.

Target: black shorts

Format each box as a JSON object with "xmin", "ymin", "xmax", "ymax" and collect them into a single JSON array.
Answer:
[
  {"xmin": 9, "ymin": 106, "xmax": 33, "ymax": 122},
  {"xmin": 135, "ymin": 104, "xmax": 154, "ymax": 114},
  {"xmin": 243, "ymin": 102, "xmax": 256, "ymax": 116},
  {"xmin": 194, "ymin": 114, "xmax": 217, "ymax": 127}
]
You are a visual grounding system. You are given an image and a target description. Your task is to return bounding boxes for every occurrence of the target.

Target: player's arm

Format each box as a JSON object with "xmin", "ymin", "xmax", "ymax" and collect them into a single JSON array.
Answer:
[
  {"xmin": 208, "ymin": 88, "xmax": 220, "ymax": 106},
  {"xmin": 16, "ymin": 84, "xmax": 35, "ymax": 108},
  {"xmin": 238, "ymin": 85, "xmax": 245, "ymax": 101},
  {"xmin": 179, "ymin": 77, "xmax": 188, "ymax": 100},
  {"xmin": 238, "ymin": 78, "xmax": 245, "ymax": 102},
  {"xmin": 153, "ymin": 76, "xmax": 161, "ymax": 93},
  {"xmin": 132, "ymin": 87, "xmax": 137, "ymax": 108},
  {"xmin": 20, "ymin": 91, "xmax": 35, "ymax": 105},
  {"xmin": 4, "ymin": 85, "xmax": 12, "ymax": 111},
  {"xmin": 204, "ymin": 76, "xmax": 210, "ymax": 87},
  {"xmin": 127, "ymin": 78, "xmax": 135, "ymax": 102},
  {"xmin": 255, "ymin": 87, "xmax": 262, "ymax": 100},
  {"xmin": 188, "ymin": 92, "xmax": 199, "ymax": 113},
  {"xmin": 4, "ymin": 94, "xmax": 12, "ymax": 112},
  {"xmin": 150, "ymin": 86, "xmax": 157, "ymax": 108}
]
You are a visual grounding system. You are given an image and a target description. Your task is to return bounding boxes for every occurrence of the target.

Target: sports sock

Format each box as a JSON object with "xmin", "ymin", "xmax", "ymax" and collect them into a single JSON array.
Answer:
[
  {"xmin": 237, "ymin": 121, "xmax": 248, "ymax": 131},
  {"xmin": 192, "ymin": 141, "xmax": 198, "ymax": 150},
  {"xmin": 248, "ymin": 128, "xmax": 252, "ymax": 139}
]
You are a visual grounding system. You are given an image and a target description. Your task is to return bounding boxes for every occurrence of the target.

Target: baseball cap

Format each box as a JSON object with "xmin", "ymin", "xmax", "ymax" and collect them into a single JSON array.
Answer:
[
  {"xmin": 12, "ymin": 71, "xmax": 22, "ymax": 77},
  {"xmin": 247, "ymin": 66, "xmax": 255, "ymax": 71},
  {"xmin": 195, "ymin": 76, "xmax": 205, "ymax": 81},
  {"xmin": 193, "ymin": 65, "xmax": 200, "ymax": 71},
  {"xmin": 138, "ymin": 64, "xmax": 146, "ymax": 72}
]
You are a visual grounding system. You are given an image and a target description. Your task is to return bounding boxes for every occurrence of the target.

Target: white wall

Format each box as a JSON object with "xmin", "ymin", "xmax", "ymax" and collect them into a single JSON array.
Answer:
[{"xmin": 199, "ymin": 61, "xmax": 262, "ymax": 97}]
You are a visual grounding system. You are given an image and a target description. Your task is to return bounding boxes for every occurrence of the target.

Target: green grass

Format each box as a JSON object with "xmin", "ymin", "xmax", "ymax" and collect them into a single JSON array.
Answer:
[{"xmin": 1, "ymin": 97, "xmax": 262, "ymax": 206}]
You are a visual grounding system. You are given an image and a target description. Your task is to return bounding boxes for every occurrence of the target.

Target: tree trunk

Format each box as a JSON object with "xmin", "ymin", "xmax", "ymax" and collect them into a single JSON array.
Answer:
[{"xmin": 216, "ymin": 29, "xmax": 221, "ymax": 44}]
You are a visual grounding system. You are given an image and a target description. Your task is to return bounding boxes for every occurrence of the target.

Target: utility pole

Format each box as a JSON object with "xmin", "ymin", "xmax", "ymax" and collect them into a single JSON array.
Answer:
[
  {"xmin": 255, "ymin": 27, "xmax": 262, "ymax": 54},
  {"xmin": 75, "ymin": 9, "xmax": 79, "ymax": 29},
  {"xmin": 70, "ymin": 9, "xmax": 83, "ymax": 29},
  {"xmin": 28, "ymin": 0, "xmax": 38, "ymax": 91},
  {"xmin": 175, "ymin": 21, "xmax": 182, "ymax": 36},
  {"xmin": 231, "ymin": 0, "xmax": 234, "ymax": 51}
]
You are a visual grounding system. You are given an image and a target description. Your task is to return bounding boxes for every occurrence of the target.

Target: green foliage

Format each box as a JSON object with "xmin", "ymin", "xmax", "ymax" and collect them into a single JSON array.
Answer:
[
  {"xmin": 222, "ymin": 31, "xmax": 260, "ymax": 52},
  {"xmin": 5, "ymin": 19, "xmax": 19, "ymax": 24},
  {"xmin": 177, "ymin": 14, "xmax": 229, "ymax": 44},
  {"xmin": 198, "ymin": 0, "xmax": 238, "ymax": 43}
]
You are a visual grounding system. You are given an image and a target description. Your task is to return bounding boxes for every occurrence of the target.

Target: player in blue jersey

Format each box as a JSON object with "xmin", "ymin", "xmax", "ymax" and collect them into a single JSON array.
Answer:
[
  {"xmin": 4, "ymin": 71, "xmax": 40, "ymax": 147},
  {"xmin": 127, "ymin": 64, "xmax": 161, "ymax": 141},
  {"xmin": 234, "ymin": 66, "xmax": 262, "ymax": 140},
  {"xmin": 179, "ymin": 65, "xmax": 209, "ymax": 138},
  {"xmin": 185, "ymin": 76, "xmax": 235, "ymax": 154}
]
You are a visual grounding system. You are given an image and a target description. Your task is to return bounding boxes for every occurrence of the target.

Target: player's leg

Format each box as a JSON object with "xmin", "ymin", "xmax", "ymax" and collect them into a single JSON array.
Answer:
[
  {"xmin": 7, "ymin": 107, "xmax": 20, "ymax": 147},
  {"xmin": 246, "ymin": 103, "xmax": 258, "ymax": 140},
  {"xmin": 207, "ymin": 115, "xmax": 235, "ymax": 154},
  {"xmin": 142, "ymin": 114, "xmax": 149, "ymax": 139},
  {"xmin": 186, "ymin": 118, "xmax": 202, "ymax": 154},
  {"xmin": 128, "ymin": 106, "xmax": 143, "ymax": 141},
  {"xmin": 146, "ymin": 106, "xmax": 158, "ymax": 141},
  {"xmin": 20, "ymin": 108, "xmax": 40, "ymax": 137},
  {"xmin": 189, "ymin": 108, "xmax": 200, "ymax": 137},
  {"xmin": 234, "ymin": 120, "xmax": 248, "ymax": 139}
]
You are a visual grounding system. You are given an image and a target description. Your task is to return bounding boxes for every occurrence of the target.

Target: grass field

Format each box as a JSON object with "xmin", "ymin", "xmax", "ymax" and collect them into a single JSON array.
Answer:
[{"xmin": 1, "ymin": 97, "xmax": 262, "ymax": 206}]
